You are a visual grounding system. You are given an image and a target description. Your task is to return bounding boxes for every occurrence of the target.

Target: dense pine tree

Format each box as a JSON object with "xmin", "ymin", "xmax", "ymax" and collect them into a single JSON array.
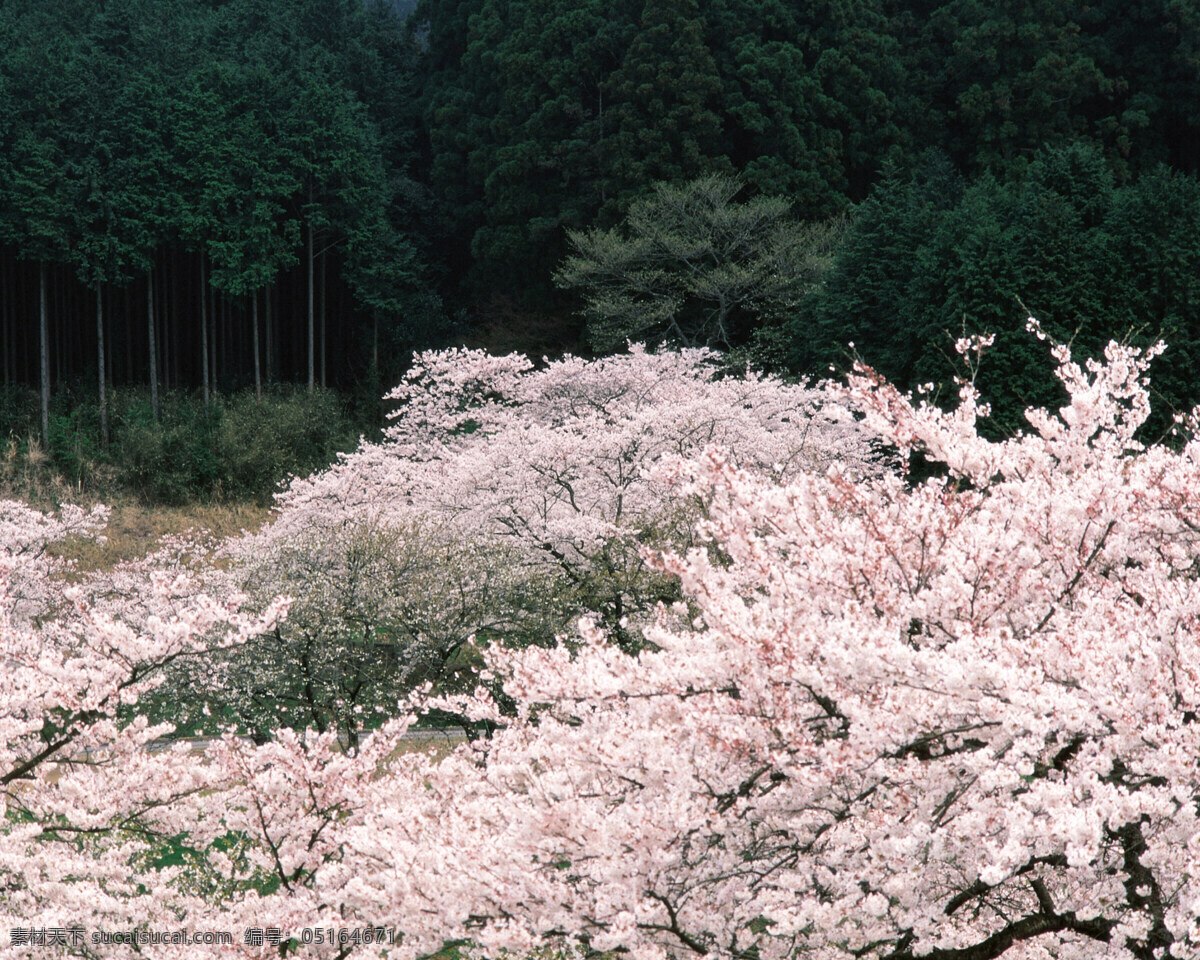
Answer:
[
  {"xmin": 0, "ymin": 0, "xmax": 432, "ymax": 436},
  {"xmin": 3, "ymin": 0, "xmax": 1200, "ymax": 455},
  {"xmin": 803, "ymin": 143, "xmax": 1200, "ymax": 437}
]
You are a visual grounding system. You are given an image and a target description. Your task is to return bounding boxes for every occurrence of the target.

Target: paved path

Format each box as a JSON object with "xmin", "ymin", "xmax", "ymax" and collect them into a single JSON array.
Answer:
[{"xmin": 145, "ymin": 727, "xmax": 468, "ymax": 753}]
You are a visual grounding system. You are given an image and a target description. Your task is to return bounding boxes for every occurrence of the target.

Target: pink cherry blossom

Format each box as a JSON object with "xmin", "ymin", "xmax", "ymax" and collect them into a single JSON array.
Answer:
[
  {"xmin": 7, "ymin": 335, "xmax": 1200, "ymax": 960},
  {"xmin": 226, "ymin": 333, "xmax": 1200, "ymax": 959}
]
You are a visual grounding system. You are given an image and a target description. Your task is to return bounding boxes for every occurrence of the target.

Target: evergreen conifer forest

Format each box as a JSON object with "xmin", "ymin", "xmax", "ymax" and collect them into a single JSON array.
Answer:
[{"xmin": 2, "ymin": 0, "xmax": 1199, "ymax": 453}]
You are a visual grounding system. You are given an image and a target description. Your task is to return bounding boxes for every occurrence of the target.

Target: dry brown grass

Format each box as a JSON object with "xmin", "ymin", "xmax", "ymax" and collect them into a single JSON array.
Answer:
[
  {"xmin": 46, "ymin": 500, "xmax": 273, "ymax": 572},
  {"xmin": 0, "ymin": 435, "xmax": 80, "ymax": 504}
]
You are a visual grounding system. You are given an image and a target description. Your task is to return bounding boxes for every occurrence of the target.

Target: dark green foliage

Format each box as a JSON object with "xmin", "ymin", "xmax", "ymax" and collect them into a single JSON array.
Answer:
[
  {"xmin": 898, "ymin": 0, "xmax": 1115, "ymax": 177},
  {"xmin": 802, "ymin": 143, "xmax": 1200, "ymax": 439},
  {"xmin": 415, "ymin": 0, "xmax": 1200, "ymax": 311},
  {"xmin": 0, "ymin": 388, "xmax": 40, "ymax": 446},
  {"xmin": 47, "ymin": 397, "xmax": 105, "ymax": 490},
  {"xmin": 708, "ymin": 0, "xmax": 909, "ymax": 208},
  {"xmin": 116, "ymin": 387, "xmax": 357, "ymax": 505},
  {"xmin": 213, "ymin": 388, "xmax": 357, "ymax": 503},
  {"xmin": 598, "ymin": 0, "xmax": 728, "ymax": 204},
  {"xmin": 115, "ymin": 392, "xmax": 223, "ymax": 504},
  {"xmin": 802, "ymin": 152, "xmax": 965, "ymax": 385},
  {"xmin": 556, "ymin": 175, "xmax": 840, "ymax": 352},
  {"xmin": 0, "ymin": 386, "xmax": 360, "ymax": 505},
  {"xmin": 0, "ymin": 0, "xmax": 435, "ymax": 412},
  {"xmin": 3, "ymin": 0, "xmax": 1200, "ymax": 422},
  {"xmin": 413, "ymin": 0, "xmax": 908, "ymax": 304},
  {"xmin": 1107, "ymin": 165, "xmax": 1200, "ymax": 427},
  {"xmin": 416, "ymin": 0, "xmax": 639, "ymax": 297}
]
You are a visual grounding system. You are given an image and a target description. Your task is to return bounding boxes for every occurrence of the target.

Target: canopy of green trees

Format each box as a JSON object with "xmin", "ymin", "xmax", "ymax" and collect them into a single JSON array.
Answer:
[
  {"xmin": 3, "ymin": 0, "xmax": 1200, "ymax": 455},
  {"xmin": 0, "ymin": 0, "xmax": 430, "ymax": 434},
  {"xmin": 798, "ymin": 143, "xmax": 1200, "ymax": 437}
]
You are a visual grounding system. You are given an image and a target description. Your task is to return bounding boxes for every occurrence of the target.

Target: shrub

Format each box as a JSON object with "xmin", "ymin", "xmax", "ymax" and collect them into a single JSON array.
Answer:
[
  {"xmin": 13, "ymin": 386, "xmax": 361, "ymax": 505},
  {"xmin": 113, "ymin": 391, "xmax": 223, "ymax": 504},
  {"xmin": 214, "ymin": 387, "xmax": 357, "ymax": 504}
]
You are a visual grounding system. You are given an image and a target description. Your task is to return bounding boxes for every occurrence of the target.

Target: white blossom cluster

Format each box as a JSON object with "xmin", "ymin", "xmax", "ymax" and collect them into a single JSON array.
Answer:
[{"xmin": 4, "ymin": 338, "xmax": 1199, "ymax": 960}]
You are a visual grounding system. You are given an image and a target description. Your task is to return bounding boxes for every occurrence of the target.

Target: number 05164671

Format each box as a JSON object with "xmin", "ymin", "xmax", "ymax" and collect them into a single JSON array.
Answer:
[{"xmin": 297, "ymin": 927, "xmax": 398, "ymax": 946}]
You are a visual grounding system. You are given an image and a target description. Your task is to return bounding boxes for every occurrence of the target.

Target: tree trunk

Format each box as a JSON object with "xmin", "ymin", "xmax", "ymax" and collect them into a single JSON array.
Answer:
[
  {"xmin": 307, "ymin": 220, "xmax": 315, "ymax": 394},
  {"xmin": 213, "ymin": 290, "xmax": 221, "ymax": 396},
  {"xmin": 104, "ymin": 284, "xmax": 112, "ymax": 393},
  {"xmin": 162, "ymin": 254, "xmax": 170, "ymax": 392},
  {"xmin": 124, "ymin": 284, "xmax": 132, "ymax": 384},
  {"xmin": 97, "ymin": 283, "xmax": 108, "ymax": 449},
  {"xmin": 210, "ymin": 283, "xmax": 218, "ymax": 397},
  {"xmin": 148, "ymin": 267, "xmax": 159, "ymax": 420},
  {"xmin": 53, "ymin": 264, "xmax": 62, "ymax": 389},
  {"xmin": 319, "ymin": 250, "xmax": 327, "ymax": 388},
  {"xmin": 39, "ymin": 262, "xmax": 49, "ymax": 443},
  {"xmin": 222, "ymin": 294, "xmax": 230, "ymax": 389},
  {"xmin": 1, "ymin": 254, "xmax": 8, "ymax": 388},
  {"xmin": 252, "ymin": 289, "xmax": 261, "ymax": 402},
  {"xmin": 172, "ymin": 247, "xmax": 182, "ymax": 389},
  {"xmin": 200, "ymin": 253, "xmax": 210, "ymax": 404},
  {"xmin": 264, "ymin": 281, "xmax": 274, "ymax": 384}
]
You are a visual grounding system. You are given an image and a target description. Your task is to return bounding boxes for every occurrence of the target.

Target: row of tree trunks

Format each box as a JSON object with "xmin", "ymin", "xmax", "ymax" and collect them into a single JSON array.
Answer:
[{"xmin": 9, "ymin": 244, "xmax": 345, "ymax": 442}]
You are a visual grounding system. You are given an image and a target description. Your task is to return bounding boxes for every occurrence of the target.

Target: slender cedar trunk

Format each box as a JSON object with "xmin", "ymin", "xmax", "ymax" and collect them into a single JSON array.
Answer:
[
  {"xmin": 168, "ymin": 251, "xmax": 177, "ymax": 390},
  {"xmin": 161, "ymin": 255, "xmax": 170, "ymax": 392},
  {"xmin": 11, "ymin": 260, "xmax": 18, "ymax": 384},
  {"xmin": 53, "ymin": 265, "xmax": 62, "ymax": 389},
  {"xmin": 9, "ymin": 259, "xmax": 16, "ymax": 386},
  {"xmin": 104, "ymin": 284, "xmax": 112, "ymax": 393},
  {"xmin": 74, "ymin": 271, "xmax": 82, "ymax": 381},
  {"xmin": 210, "ymin": 283, "xmax": 218, "ymax": 397},
  {"xmin": 307, "ymin": 220, "xmax": 315, "ymax": 393},
  {"xmin": 97, "ymin": 283, "xmax": 108, "ymax": 449},
  {"xmin": 72, "ymin": 270, "xmax": 80, "ymax": 381},
  {"xmin": 199, "ymin": 253, "xmax": 209, "ymax": 404},
  {"xmin": 319, "ymin": 251, "xmax": 327, "ymax": 388},
  {"xmin": 61, "ymin": 268, "xmax": 66, "ymax": 382},
  {"xmin": 39, "ymin": 262, "xmax": 49, "ymax": 443},
  {"xmin": 264, "ymin": 281, "xmax": 273, "ymax": 384},
  {"xmin": 1, "ymin": 254, "xmax": 7, "ymax": 388},
  {"xmin": 2, "ymin": 255, "xmax": 9, "ymax": 387},
  {"xmin": 148, "ymin": 266, "xmax": 159, "ymax": 420},
  {"xmin": 213, "ymin": 291, "xmax": 221, "ymax": 395},
  {"xmin": 22, "ymin": 261, "xmax": 29, "ymax": 383},
  {"xmin": 215, "ymin": 294, "xmax": 221, "ymax": 393},
  {"xmin": 372, "ymin": 310, "xmax": 378, "ymax": 373},
  {"xmin": 12, "ymin": 261, "xmax": 18, "ymax": 383},
  {"xmin": 252, "ymin": 289, "xmax": 261, "ymax": 402},
  {"xmin": 172, "ymin": 248, "xmax": 181, "ymax": 389},
  {"xmin": 124, "ymin": 284, "xmax": 132, "ymax": 383}
]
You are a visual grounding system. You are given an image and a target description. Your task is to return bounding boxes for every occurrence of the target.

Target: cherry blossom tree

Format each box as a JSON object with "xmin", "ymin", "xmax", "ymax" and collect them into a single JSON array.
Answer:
[
  {"xmin": 213, "ymin": 327, "xmax": 1200, "ymax": 960},
  {"xmin": 0, "ymin": 498, "xmax": 108, "ymax": 624},
  {"xmin": 197, "ymin": 345, "xmax": 878, "ymax": 746},
  {"xmin": 180, "ymin": 516, "xmax": 541, "ymax": 747},
  {"xmin": 269, "ymin": 344, "xmax": 878, "ymax": 644},
  {"xmin": 11, "ymin": 329, "xmax": 1200, "ymax": 960},
  {"xmin": 0, "ymin": 502, "xmax": 286, "ymax": 957}
]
